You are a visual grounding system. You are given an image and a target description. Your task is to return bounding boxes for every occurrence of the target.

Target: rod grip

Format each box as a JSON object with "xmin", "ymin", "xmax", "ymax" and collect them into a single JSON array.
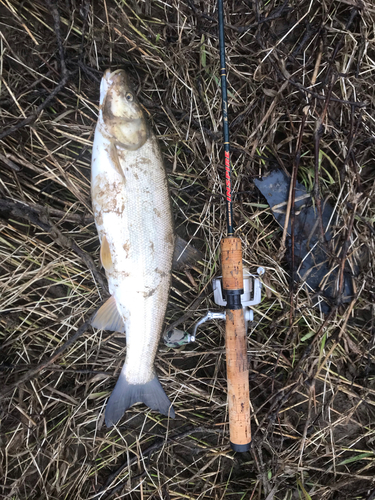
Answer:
[
  {"xmin": 225, "ymin": 308, "xmax": 251, "ymax": 450},
  {"xmin": 221, "ymin": 237, "xmax": 251, "ymax": 451},
  {"xmin": 221, "ymin": 237, "xmax": 243, "ymax": 291}
]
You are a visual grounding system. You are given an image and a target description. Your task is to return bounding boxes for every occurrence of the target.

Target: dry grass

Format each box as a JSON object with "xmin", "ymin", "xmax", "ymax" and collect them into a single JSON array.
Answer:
[{"xmin": 0, "ymin": 0, "xmax": 375, "ymax": 499}]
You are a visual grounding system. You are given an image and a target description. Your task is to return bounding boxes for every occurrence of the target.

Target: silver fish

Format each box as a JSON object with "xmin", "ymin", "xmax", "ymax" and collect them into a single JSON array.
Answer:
[{"xmin": 91, "ymin": 69, "xmax": 175, "ymax": 426}]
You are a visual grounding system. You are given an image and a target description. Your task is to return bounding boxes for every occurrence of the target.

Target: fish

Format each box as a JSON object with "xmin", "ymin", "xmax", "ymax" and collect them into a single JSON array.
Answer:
[{"xmin": 90, "ymin": 68, "xmax": 175, "ymax": 426}]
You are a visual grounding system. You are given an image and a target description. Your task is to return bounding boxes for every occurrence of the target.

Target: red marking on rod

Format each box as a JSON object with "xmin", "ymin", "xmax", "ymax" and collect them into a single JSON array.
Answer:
[{"xmin": 225, "ymin": 150, "xmax": 231, "ymax": 202}]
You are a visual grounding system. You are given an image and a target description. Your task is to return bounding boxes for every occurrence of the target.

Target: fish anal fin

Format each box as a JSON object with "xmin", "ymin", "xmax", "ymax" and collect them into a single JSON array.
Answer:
[
  {"xmin": 91, "ymin": 296, "xmax": 125, "ymax": 333},
  {"xmin": 105, "ymin": 368, "xmax": 175, "ymax": 427},
  {"xmin": 100, "ymin": 235, "xmax": 113, "ymax": 271}
]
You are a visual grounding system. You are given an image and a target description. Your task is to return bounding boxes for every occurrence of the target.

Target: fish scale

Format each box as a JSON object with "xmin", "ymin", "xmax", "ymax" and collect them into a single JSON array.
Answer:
[{"xmin": 91, "ymin": 69, "xmax": 175, "ymax": 426}]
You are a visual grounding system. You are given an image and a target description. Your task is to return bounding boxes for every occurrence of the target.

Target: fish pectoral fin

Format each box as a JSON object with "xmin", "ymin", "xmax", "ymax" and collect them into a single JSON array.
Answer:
[
  {"xmin": 105, "ymin": 367, "xmax": 175, "ymax": 427},
  {"xmin": 91, "ymin": 296, "xmax": 125, "ymax": 333},
  {"xmin": 109, "ymin": 140, "xmax": 125, "ymax": 179},
  {"xmin": 100, "ymin": 235, "xmax": 113, "ymax": 271}
]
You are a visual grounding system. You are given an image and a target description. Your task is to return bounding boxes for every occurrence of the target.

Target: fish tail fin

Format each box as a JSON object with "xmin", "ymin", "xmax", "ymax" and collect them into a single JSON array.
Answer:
[{"xmin": 105, "ymin": 368, "xmax": 175, "ymax": 427}]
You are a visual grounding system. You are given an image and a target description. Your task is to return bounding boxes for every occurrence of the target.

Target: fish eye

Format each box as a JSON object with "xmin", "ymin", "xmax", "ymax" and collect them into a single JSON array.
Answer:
[{"xmin": 125, "ymin": 92, "xmax": 133, "ymax": 102}]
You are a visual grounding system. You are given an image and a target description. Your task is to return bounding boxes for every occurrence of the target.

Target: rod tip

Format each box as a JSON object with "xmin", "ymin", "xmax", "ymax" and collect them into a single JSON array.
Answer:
[{"xmin": 230, "ymin": 441, "xmax": 251, "ymax": 453}]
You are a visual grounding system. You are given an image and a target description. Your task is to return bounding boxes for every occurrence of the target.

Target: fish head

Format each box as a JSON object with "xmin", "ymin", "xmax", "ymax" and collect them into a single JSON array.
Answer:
[{"xmin": 100, "ymin": 69, "xmax": 149, "ymax": 150}]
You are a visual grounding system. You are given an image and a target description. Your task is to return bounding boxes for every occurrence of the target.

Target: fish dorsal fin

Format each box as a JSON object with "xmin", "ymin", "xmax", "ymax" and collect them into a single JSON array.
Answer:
[
  {"xmin": 91, "ymin": 296, "xmax": 125, "ymax": 333},
  {"xmin": 100, "ymin": 235, "xmax": 113, "ymax": 271}
]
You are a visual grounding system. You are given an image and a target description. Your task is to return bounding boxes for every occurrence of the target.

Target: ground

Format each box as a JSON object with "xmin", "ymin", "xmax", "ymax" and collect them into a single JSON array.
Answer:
[{"xmin": 0, "ymin": 0, "xmax": 375, "ymax": 499}]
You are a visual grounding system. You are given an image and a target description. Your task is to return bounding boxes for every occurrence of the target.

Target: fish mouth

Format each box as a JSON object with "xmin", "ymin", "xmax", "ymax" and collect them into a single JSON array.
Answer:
[
  {"xmin": 103, "ymin": 68, "xmax": 127, "ymax": 83},
  {"xmin": 99, "ymin": 68, "xmax": 129, "ymax": 107}
]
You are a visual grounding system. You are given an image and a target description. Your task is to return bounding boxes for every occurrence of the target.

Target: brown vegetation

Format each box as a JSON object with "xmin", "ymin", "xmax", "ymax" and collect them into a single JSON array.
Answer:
[{"xmin": 0, "ymin": 0, "xmax": 374, "ymax": 499}]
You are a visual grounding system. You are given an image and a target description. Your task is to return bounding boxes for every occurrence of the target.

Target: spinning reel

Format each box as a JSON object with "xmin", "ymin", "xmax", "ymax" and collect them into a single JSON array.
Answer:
[{"xmin": 163, "ymin": 266, "xmax": 264, "ymax": 348}]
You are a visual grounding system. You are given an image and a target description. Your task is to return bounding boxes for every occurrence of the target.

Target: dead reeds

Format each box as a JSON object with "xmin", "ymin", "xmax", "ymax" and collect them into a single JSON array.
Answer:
[{"xmin": 0, "ymin": 0, "xmax": 374, "ymax": 499}]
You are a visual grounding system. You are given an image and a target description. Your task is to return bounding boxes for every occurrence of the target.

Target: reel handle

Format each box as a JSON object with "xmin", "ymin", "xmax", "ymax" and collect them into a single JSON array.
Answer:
[{"xmin": 221, "ymin": 236, "xmax": 251, "ymax": 452}]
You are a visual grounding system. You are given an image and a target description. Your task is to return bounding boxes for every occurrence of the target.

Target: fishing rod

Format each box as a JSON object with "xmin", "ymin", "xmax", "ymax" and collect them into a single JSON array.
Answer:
[
  {"xmin": 164, "ymin": 0, "xmax": 263, "ymax": 452},
  {"xmin": 217, "ymin": 0, "xmax": 251, "ymax": 452}
]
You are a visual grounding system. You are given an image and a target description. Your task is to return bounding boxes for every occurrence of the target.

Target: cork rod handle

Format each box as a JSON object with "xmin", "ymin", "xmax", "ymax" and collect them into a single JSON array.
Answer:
[{"xmin": 221, "ymin": 236, "xmax": 251, "ymax": 452}]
